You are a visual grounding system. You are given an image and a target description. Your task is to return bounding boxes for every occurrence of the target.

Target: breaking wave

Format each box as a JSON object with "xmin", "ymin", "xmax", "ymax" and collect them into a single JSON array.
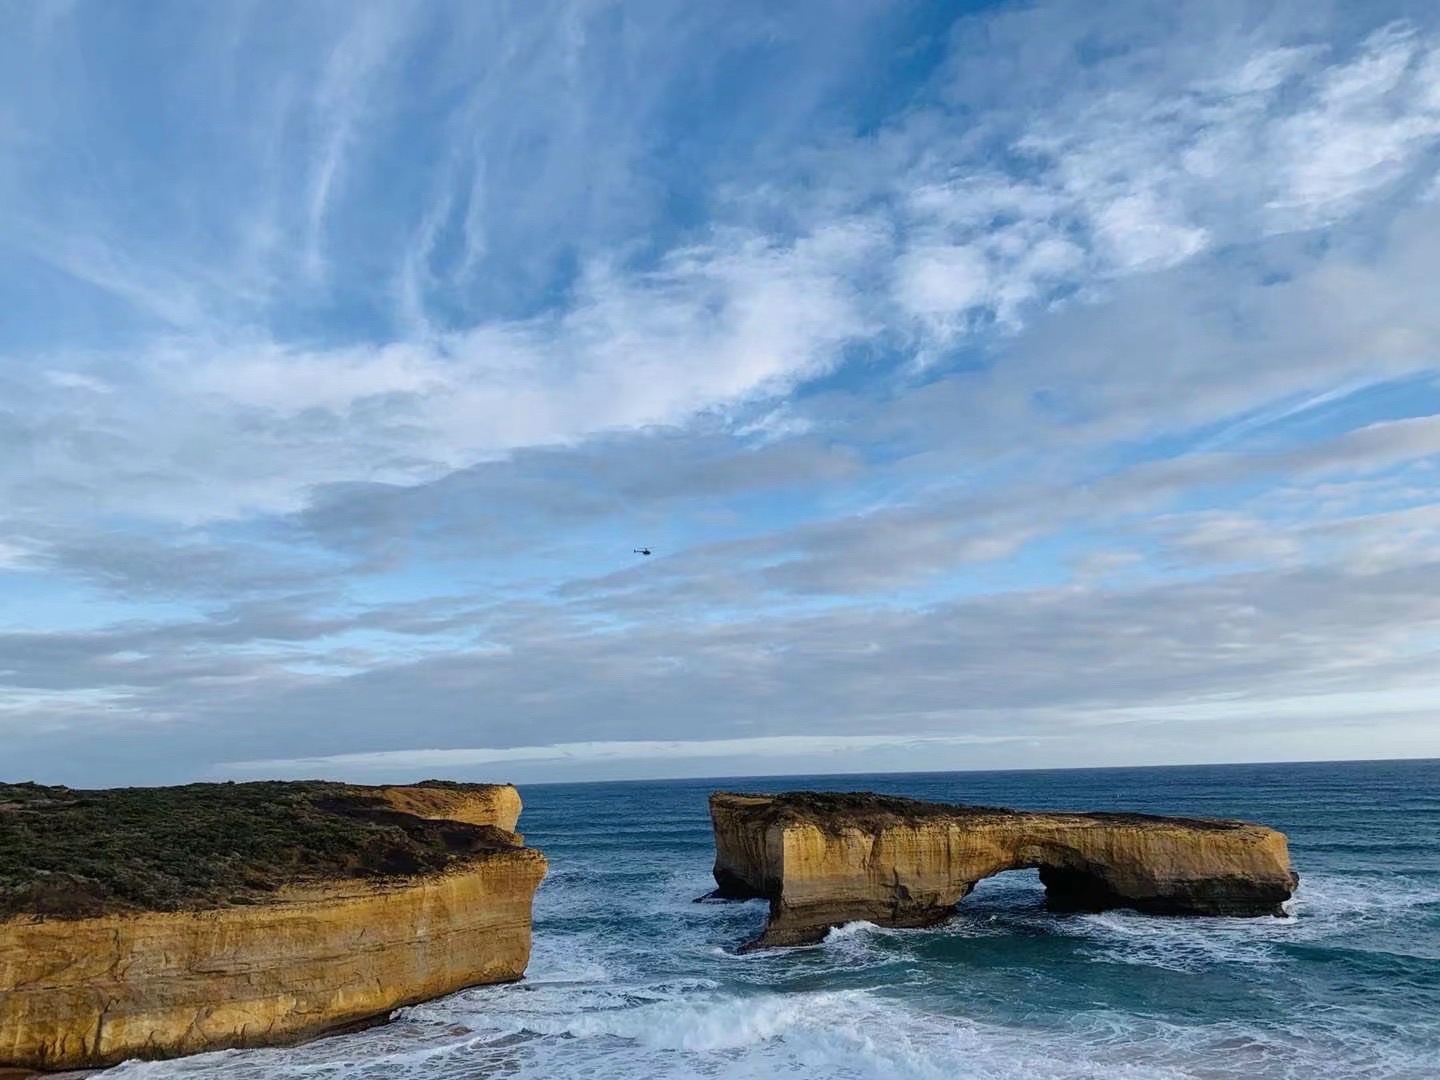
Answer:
[{"xmin": 99, "ymin": 762, "xmax": 1440, "ymax": 1080}]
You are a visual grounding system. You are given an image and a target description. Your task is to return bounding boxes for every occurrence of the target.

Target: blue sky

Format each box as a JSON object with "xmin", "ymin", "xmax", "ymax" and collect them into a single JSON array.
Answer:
[{"xmin": 3, "ymin": 0, "xmax": 1440, "ymax": 787}]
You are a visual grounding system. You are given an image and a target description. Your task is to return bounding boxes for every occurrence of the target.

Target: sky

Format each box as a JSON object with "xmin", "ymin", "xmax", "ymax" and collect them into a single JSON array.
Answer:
[{"xmin": 3, "ymin": 0, "xmax": 1440, "ymax": 788}]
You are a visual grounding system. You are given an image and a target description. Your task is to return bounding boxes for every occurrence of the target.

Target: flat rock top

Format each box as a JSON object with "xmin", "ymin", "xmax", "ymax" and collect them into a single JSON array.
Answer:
[
  {"xmin": 0, "ymin": 780, "xmax": 522, "ymax": 919},
  {"xmin": 711, "ymin": 790, "xmax": 1254, "ymax": 833}
]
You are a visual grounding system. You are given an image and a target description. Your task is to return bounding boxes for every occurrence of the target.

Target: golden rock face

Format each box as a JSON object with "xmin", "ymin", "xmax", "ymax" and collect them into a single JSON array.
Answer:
[
  {"xmin": 0, "ymin": 783, "xmax": 546, "ymax": 1072},
  {"xmin": 371, "ymin": 783, "xmax": 524, "ymax": 835},
  {"xmin": 708, "ymin": 792, "xmax": 1298, "ymax": 949}
]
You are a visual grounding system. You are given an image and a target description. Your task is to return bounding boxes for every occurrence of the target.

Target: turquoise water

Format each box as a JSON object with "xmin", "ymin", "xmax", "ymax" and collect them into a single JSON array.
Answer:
[{"xmin": 111, "ymin": 760, "xmax": 1440, "ymax": 1079}]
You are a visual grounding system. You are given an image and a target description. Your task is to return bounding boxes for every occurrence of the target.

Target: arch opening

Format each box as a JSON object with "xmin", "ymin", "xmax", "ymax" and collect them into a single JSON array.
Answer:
[{"xmin": 956, "ymin": 857, "xmax": 1121, "ymax": 916}]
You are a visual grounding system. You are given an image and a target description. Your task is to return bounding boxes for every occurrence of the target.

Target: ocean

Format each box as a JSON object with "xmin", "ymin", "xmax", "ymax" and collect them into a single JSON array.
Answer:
[{"xmin": 108, "ymin": 759, "xmax": 1440, "ymax": 1079}]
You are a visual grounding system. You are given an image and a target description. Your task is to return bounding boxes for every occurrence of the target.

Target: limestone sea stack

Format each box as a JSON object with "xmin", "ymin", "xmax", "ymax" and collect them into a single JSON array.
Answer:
[
  {"xmin": 706, "ymin": 791, "xmax": 1298, "ymax": 949},
  {"xmin": 0, "ymin": 780, "xmax": 546, "ymax": 1072}
]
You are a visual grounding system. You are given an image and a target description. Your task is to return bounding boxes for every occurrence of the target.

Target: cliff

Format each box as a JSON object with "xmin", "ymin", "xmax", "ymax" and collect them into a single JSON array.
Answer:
[
  {"xmin": 706, "ymin": 791, "xmax": 1298, "ymax": 949},
  {"xmin": 0, "ymin": 780, "xmax": 546, "ymax": 1072},
  {"xmin": 370, "ymin": 782, "xmax": 522, "ymax": 835}
]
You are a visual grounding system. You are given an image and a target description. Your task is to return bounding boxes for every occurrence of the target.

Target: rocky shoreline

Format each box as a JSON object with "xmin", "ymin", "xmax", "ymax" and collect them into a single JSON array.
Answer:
[
  {"xmin": 0, "ymin": 781, "xmax": 545, "ymax": 1072},
  {"xmin": 1, "ymin": 781, "xmax": 1300, "ymax": 1071}
]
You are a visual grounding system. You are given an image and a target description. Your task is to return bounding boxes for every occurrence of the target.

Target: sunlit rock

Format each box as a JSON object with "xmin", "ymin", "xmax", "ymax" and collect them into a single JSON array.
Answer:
[
  {"xmin": 0, "ymin": 781, "xmax": 545, "ymax": 1071},
  {"xmin": 704, "ymin": 791, "xmax": 1297, "ymax": 949}
]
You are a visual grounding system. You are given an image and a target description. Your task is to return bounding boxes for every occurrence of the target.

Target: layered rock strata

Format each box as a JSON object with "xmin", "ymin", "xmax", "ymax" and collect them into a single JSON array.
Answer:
[
  {"xmin": 706, "ymin": 791, "xmax": 1297, "ymax": 949},
  {"xmin": 0, "ymin": 781, "xmax": 545, "ymax": 1072}
]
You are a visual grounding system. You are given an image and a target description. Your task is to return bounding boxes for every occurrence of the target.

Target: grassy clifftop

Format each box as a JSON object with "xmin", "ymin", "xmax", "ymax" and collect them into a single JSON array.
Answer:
[
  {"xmin": 711, "ymin": 790, "xmax": 1245, "ymax": 831},
  {"xmin": 0, "ymin": 779, "xmax": 516, "ymax": 919}
]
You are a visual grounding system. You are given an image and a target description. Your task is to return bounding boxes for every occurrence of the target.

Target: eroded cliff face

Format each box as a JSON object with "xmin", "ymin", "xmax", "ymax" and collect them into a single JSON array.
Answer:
[
  {"xmin": 708, "ymin": 792, "xmax": 1297, "ymax": 949},
  {"xmin": 0, "ymin": 782, "xmax": 545, "ymax": 1072},
  {"xmin": 371, "ymin": 783, "xmax": 523, "ymax": 836}
]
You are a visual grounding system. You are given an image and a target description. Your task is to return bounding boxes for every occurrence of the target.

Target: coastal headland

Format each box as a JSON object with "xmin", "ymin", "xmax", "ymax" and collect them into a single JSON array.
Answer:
[{"xmin": 0, "ymin": 780, "xmax": 545, "ymax": 1072}]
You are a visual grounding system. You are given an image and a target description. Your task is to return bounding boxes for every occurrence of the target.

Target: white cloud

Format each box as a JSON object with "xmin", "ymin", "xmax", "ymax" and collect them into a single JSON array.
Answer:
[
  {"xmin": 0, "ymin": 541, "xmax": 35, "ymax": 570},
  {"xmin": 218, "ymin": 732, "xmax": 1036, "ymax": 780},
  {"xmin": 301, "ymin": 4, "xmax": 417, "ymax": 281},
  {"xmin": 896, "ymin": 244, "xmax": 992, "ymax": 318},
  {"xmin": 1090, "ymin": 191, "xmax": 1210, "ymax": 271},
  {"xmin": 3, "ymin": 221, "xmax": 882, "ymax": 523},
  {"xmin": 1211, "ymin": 45, "xmax": 1322, "ymax": 96},
  {"xmin": 1269, "ymin": 24, "xmax": 1440, "ymax": 225},
  {"xmin": 8, "ymin": 9, "xmax": 1440, "ymax": 528}
]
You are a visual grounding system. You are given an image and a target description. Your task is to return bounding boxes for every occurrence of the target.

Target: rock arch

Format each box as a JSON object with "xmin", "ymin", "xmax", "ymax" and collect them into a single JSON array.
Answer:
[{"xmin": 704, "ymin": 791, "xmax": 1297, "ymax": 950}]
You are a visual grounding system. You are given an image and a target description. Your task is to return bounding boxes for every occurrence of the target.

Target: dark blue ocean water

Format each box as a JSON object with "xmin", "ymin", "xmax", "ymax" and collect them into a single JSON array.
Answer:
[{"xmin": 111, "ymin": 760, "xmax": 1440, "ymax": 1079}]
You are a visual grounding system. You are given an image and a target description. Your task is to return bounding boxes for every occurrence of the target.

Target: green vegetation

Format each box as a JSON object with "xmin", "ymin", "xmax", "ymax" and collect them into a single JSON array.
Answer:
[
  {"xmin": 719, "ymin": 790, "xmax": 1242, "ymax": 831},
  {"xmin": 0, "ymin": 780, "xmax": 512, "ymax": 919}
]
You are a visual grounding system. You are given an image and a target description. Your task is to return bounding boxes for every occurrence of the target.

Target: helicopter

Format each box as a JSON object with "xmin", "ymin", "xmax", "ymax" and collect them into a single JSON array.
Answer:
[{"xmin": 633, "ymin": 547, "xmax": 653, "ymax": 556}]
